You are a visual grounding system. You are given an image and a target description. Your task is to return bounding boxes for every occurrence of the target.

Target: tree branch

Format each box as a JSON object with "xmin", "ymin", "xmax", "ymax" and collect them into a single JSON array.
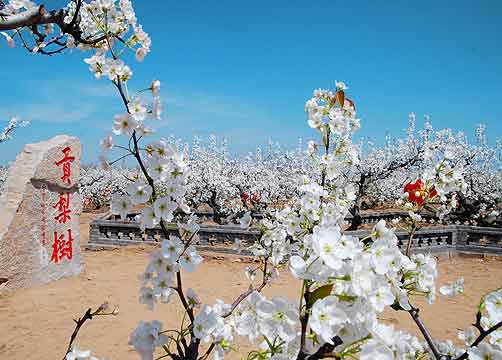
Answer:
[
  {"xmin": 454, "ymin": 313, "xmax": 502, "ymax": 360},
  {"xmin": 304, "ymin": 336, "xmax": 343, "ymax": 360},
  {"xmin": 63, "ymin": 302, "xmax": 116, "ymax": 359},
  {"xmin": 0, "ymin": 5, "xmax": 51, "ymax": 30},
  {"xmin": 407, "ymin": 306, "xmax": 446, "ymax": 360}
]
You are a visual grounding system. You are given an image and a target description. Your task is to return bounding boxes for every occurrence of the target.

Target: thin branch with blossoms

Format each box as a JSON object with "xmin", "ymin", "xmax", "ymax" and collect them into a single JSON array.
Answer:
[
  {"xmin": 0, "ymin": 116, "xmax": 29, "ymax": 143},
  {"xmin": 63, "ymin": 302, "xmax": 118, "ymax": 360}
]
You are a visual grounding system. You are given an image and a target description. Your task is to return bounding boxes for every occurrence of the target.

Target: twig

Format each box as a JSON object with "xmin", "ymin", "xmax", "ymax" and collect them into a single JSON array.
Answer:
[
  {"xmin": 63, "ymin": 303, "xmax": 116, "ymax": 359},
  {"xmin": 222, "ymin": 258, "xmax": 269, "ymax": 318},
  {"xmin": 304, "ymin": 336, "xmax": 343, "ymax": 360},
  {"xmin": 198, "ymin": 343, "xmax": 215, "ymax": 360},
  {"xmin": 454, "ymin": 312, "xmax": 502, "ymax": 360},
  {"xmin": 407, "ymin": 305, "xmax": 446, "ymax": 360},
  {"xmin": 63, "ymin": 308, "xmax": 93, "ymax": 359},
  {"xmin": 405, "ymin": 220, "xmax": 417, "ymax": 256}
]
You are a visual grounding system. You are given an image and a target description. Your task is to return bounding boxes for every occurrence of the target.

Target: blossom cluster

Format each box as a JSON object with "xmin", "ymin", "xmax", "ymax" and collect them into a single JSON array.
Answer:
[
  {"xmin": 399, "ymin": 155, "xmax": 467, "ymax": 222},
  {"xmin": 1, "ymin": 0, "xmax": 150, "ymax": 57},
  {"xmin": 0, "ymin": 116, "xmax": 29, "ymax": 143},
  {"xmin": 212, "ymin": 85, "xmax": 481, "ymax": 359},
  {"xmin": 137, "ymin": 231, "xmax": 202, "ymax": 312},
  {"xmin": 109, "ymin": 138, "xmax": 190, "ymax": 230}
]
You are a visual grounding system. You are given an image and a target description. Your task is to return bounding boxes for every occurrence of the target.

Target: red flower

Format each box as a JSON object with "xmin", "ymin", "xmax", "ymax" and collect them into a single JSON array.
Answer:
[
  {"xmin": 251, "ymin": 193, "xmax": 260, "ymax": 202},
  {"xmin": 242, "ymin": 193, "xmax": 250, "ymax": 202},
  {"xmin": 404, "ymin": 179, "xmax": 437, "ymax": 205}
]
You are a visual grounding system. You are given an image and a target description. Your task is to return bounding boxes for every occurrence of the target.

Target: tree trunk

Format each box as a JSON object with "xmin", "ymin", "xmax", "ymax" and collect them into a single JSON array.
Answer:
[
  {"xmin": 347, "ymin": 176, "xmax": 366, "ymax": 231},
  {"xmin": 347, "ymin": 203, "xmax": 362, "ymax": 231}
]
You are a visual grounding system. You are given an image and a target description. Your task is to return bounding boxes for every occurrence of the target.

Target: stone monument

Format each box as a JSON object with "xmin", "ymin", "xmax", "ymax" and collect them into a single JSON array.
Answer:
[{"xmin": 0, "ymin": 135, "xmax": 84, "ymax": 292}]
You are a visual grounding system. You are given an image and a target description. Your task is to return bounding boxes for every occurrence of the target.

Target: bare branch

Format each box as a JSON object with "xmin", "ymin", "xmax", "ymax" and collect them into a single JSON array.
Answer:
[
  {"xmin": 304, "ymin": 336, "xmax": 343, "ymax": 360},
  {"xmin": 0, "ymin": 5, "xmax": 56, "ymax": 31},
  {"xmin": 454, "ymin": 313, "xmax": 502, "ymax": 360},
  {"xmin": 407, "ymin": 306, "xmax": 447, "ymax": 360},
  {"xmin": 222, "ymin": 259, "xmax": 269, "ymax": 318}
]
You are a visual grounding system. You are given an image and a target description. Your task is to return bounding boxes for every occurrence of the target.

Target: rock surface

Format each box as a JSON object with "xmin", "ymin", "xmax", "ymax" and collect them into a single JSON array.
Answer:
[{"xmin": 0, "ymin": 135, "xmax": 84, "ymax": 292}]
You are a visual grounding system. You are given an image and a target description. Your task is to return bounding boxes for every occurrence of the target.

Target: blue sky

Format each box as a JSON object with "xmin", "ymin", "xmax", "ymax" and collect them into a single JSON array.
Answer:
[{"xmin": 1, "ymin": 0, "xmax": 501, "ymax": 164}]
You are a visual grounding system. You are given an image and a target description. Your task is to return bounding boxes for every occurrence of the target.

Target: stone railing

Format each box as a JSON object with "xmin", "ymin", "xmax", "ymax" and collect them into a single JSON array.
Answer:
[
  {"xmin": 88, "ymin": 212, "xmax": 502, "ymax": 256},
  {"xmin": 349, "ymin": 225, "xmax": 502, "ymax": 255},
  {"xmin": 351, "ymin": 211, "xmax": 436, "ymax": 225},
  {"xmin": 89, "ymin": 213, "xmax": 260, "ymax": 255},
  {"xmin": 192, "ymin": 209, "xmax": 436, "ymax": 225}
]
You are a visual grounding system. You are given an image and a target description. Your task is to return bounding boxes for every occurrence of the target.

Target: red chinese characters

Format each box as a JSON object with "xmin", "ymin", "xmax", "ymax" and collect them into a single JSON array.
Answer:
[
  {"xmin": 55, "ymin": 146, "xmax": 75, "ymax": 185},
  {"xmin": 51, "ymin": 229, "xmax": 73, "ymax": 264},
  {"xmin": 51, "ymin": 146, "xmax": 75, "ymax": 264},
  {"xmin": 404, "ymin": 179, "xmax": 437, "ymax": 205},
  {"xmin": 54, "ymin": 192, "xmax": 72, "ymax": 224}
]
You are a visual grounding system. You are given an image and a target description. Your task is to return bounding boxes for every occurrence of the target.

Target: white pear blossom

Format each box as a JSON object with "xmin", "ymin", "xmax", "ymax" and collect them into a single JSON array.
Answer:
[
  {"xmin": 153, "ymin": 197, "xmax": 177, "ymax": 222},
  {"xmin": 468, "ymin": 343, "xmax": 502, "ymax": 360},
  {"xmin": 440, "ymin": 277, "xmax": 465, "ymax": 297},
  {"xmin": 139, "ymin": 286, "xmax": 156, "ymax": 310},
  {"xmin": 485, "ymin": 290, "xmax": 502, "ymax": 323},
  {"xmin": 193, "ymin": 305, "xmax": 224, "ymax": 343},
  {"xmin": 179, "ymin": 246, "xmax": 203, "ymax": 272},
  {"xmin": 309, "ymin": 296, "xmax": 348, "ymax": 344},
  {"xmin": 312, "ymin": 225, "xmax": 344, "ymax": 270},
  {"xmin": 139, "ymin": 206, "xmax": 158, "ymax": 230},
  {"xmin": 110, "ymin": 193, "xmax": 131, "ymax": 220},
  {"xmin": 153, "ymin": 275, "xmax": 174, "ymax": 303},
  {"xmin": 127, "ymin": 180, "xmax": 152, "ymax": 205},
  {"xmin": 65, "ymin": 347, "xmax": 91, "ymax": 360},
  {"xmin": 113, "ymin": 113, "xmax": 138, "ymax": 137},
  {"xmin": 129, "ymin": 321, "xmax": 166, "ymax": 360},
  {"xmin": 129, "ymin": 97, "xmax": 147, "ymax": 121},
  {"xmin": 255, "ymin": 296, "xmax": 298, "ymax": 342},
  {"xmin": 161, "ymin": 236, "xmax": 183, "ymax": 261}
]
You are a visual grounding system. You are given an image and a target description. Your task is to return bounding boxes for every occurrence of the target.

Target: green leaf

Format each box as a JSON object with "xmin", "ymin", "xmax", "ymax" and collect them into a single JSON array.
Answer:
[{"xmin": 307, "ymin": 284, "xmax": 334, "ymax": 307}]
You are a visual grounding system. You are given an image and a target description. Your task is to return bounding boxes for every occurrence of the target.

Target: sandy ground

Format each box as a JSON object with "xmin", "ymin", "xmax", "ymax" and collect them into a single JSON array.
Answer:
[{"xmin": 1, "ymin": 214, "xmax": 502, "ymax": 360}]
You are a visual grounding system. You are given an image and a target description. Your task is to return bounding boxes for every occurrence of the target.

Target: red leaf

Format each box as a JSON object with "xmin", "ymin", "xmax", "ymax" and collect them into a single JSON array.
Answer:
[{"xmin": 336, "ymin": 90, "xmax": 345, "ymax": 108}]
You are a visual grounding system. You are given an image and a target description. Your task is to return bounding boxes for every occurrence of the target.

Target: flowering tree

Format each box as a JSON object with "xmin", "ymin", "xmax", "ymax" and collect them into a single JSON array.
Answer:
[
  {"xmin": 0, "ymin": 116, "xmax": 29, "ymax": 143},
  {"xmin": 2, "ymin": 2, "xmax": 502, "ymax": 360},
  {"xmin": 0, "ymin": 165, "xmax": 9, "ymax": 193},
  {"xmin": 350, "ymin": 117, "xmax": 502, "ymax": 229},
  {"xmin": 187, "ymin": 137, "xmax": 312, "ymax": 224},
  {"xmin": 0, "ymin": 116, "xmax": 29, "ymax": 193},
  {"xmin": 186, "ymin": 135, "xmax": 240, "ymax": 224},
  {"xmin": 342, "ymin": 113, "xmax": 428, "ymax": 230},
  {"xmin": 448, "ymin": 125, "xmax": 502, "ymax": 226},
  {"xmin": 80, "ymin": 164, "xmax": 139, "ymax": 209},
  {"xmin": 231, "ymin": 141, "xmax": 314, "ymax": 216}
]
